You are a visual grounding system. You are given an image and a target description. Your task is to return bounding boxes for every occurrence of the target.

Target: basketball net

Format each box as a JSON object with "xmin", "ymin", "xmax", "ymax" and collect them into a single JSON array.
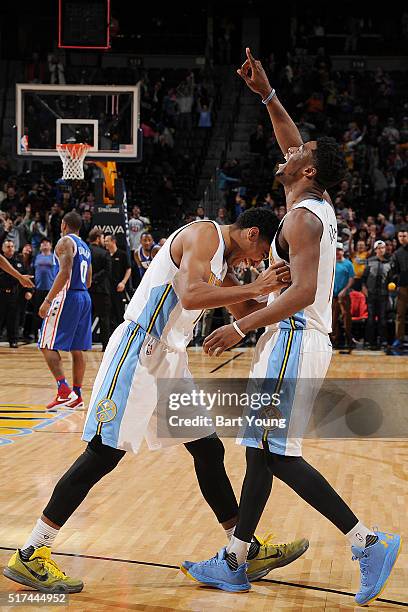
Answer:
[{"xmin": 56, "ymin": 143, "xmax": 91, "ymax": 180}]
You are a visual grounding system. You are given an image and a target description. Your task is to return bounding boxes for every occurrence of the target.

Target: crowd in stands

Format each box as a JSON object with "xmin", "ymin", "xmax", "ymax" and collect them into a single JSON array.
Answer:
[
  {"xmin": 0, "ymin": 194, "xmax": 157, "ymax": 349},
  {"xmin": 18, "ymin": 54, "xmax": 220, "ymax": 239}
]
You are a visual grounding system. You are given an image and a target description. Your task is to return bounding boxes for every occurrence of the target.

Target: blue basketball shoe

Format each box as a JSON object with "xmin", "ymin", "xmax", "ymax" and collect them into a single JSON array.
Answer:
[
  {"xmin": 352, "ymin": 531, "xmax": 401, "ymax": 605},
  {"xmin": 183, "ymin": 547, "xmax": 250, "ymax": 593},
  {"xmin": 181, "ymin": 534, "xmax": 309, "ymax": 581}
]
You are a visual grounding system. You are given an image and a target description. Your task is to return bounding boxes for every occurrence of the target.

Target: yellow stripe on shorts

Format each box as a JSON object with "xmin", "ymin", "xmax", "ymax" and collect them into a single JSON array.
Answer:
[
  {"xmin": 146, "ymin": 283, "xmax": 172, "ymax": 334},
  {"xmin": 97, "ymin": 323, "xmax": 141, "ymax": 436},
  {"xmin": 263, "ymin": 323, "xmax": 295, "ymax": 442}
]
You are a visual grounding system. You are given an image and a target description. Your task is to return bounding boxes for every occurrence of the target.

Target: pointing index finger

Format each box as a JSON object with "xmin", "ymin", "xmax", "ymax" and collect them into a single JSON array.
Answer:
[{"xmin": 246, "ymin": 47, "xmax": 256, "ymax": 67}]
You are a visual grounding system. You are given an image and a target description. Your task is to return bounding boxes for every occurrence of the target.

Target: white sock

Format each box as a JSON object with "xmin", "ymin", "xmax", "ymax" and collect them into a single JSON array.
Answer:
[
  {"xmin": 346, "ymin": 521, "xmax": 376, "ymax": 548},
  {"xmin": 22, "ymin": 519, "xmax": 59, "ymax": 551},
  {"xmin": 226, "ymin": 535, "xmax": 251, "ymax": 566},
  {"xmin": 225, "ymin": 526, "xmax": 235, "ymax": 541}
]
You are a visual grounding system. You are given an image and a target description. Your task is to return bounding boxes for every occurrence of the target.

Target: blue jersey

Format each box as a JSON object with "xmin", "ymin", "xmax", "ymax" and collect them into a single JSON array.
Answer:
[
  {"xmin": 137, "ymin": 244, "xmax": 155, "ymax": 277},
  {"xmin": 55, "ymin": 234, "xmax": 91, "ymax": 291},
  {"xmin": 34, "ymin": 253, "xmax": 56, "ymax": 290}
]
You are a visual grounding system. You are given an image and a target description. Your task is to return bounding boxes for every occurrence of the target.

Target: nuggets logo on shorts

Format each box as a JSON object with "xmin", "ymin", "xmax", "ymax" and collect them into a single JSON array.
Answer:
[
  {"xmin": 259, "ymin": 402, "xmax": 283, "ymax": 431},
  {"xmin": 96, "ymin": 398, "xmax": 117, "ymax": 422}
]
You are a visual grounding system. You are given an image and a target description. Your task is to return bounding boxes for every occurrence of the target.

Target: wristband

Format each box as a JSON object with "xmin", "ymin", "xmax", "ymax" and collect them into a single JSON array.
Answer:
[
  {"xmin": 232, "ymin": 320, "xmax": 246, "ymax": 338},
  {"xmin": 261, "ymin": 89, "xmax": 276, "ymax": 105}
]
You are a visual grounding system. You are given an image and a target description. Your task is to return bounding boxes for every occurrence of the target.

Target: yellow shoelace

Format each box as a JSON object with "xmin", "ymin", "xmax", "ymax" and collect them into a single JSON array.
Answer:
[
  {"xmin": 32, "ymin": 552, "xmax": 66, "ymax": 581},
  {"xmin": 257, "ymin": 533, "xmax": 287, "ymax": 549}
]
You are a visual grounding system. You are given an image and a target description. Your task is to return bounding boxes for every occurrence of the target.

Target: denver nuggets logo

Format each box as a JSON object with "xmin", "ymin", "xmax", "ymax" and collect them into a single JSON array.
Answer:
[
  {"xmin": 96, "ymin": 398, "xmax": 117, "ymax": 422},
  {"xmin": 260, "ymin": 402, "xmax": 282, "ymax": 431}
]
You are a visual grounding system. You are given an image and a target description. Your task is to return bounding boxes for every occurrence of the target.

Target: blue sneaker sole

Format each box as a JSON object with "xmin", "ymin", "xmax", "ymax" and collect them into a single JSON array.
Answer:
[
  {"xmin": 182, "ymin": 567, "xmax": 250, "ymax": 592},
  {"xmin": 356, "ymin": 535, "xmax": 402, "ymax": 605}
]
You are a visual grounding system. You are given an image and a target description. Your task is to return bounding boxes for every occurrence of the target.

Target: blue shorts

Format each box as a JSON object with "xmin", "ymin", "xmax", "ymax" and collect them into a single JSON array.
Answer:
[
  {"xmin": 39, "ymin": 289, "xmax": 92, "ymax": 351},
  {"xmin": 237, "ymin": 328, "xmax": 332, "ymax": 456}
]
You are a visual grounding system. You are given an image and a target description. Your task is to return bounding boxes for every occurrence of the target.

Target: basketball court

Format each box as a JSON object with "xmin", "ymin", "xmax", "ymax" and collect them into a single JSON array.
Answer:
[
  {"xmin": 1, "ymin": 26, "xmax": 406, "ymax": 610},
  {"xmin": 0, "ymin": 345, "xmax": 406, "ymax": 610}
]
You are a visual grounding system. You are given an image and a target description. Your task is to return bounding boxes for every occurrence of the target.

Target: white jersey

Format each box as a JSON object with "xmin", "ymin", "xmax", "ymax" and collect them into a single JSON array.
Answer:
[
  {"xmin": 125, "ymin": 220, "xmax": 227, "ymax": 351},
  {"xmin": 268, "ymin": 198, "xmax": 337, "ymax": 334}
]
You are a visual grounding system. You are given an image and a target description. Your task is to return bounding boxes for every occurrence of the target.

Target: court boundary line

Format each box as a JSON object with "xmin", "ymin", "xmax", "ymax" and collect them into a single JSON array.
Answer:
[
  {"xmin": 0, "ymin": 546, "xmax": 406, "ymax": 606},
  {"xmin": 210, "ymin": 352, "xmax": 244, "ymax": 373}
]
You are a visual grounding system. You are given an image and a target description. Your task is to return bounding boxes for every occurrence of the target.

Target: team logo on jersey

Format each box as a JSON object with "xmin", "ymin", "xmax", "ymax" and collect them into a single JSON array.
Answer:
[
  {"xmin": 96, "ymin": 398, "xmax": 117, "ymax": 422},
  {"xmin": 259, "ymin": 402, "xmax": 283, "ymax": 431}
]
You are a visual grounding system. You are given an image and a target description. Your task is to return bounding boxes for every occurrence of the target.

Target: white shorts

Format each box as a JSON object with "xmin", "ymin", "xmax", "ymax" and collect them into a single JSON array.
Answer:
[
  {"xmin": 237, "ymin": 327, "xmax": 332, "ymax": 456},
  {"xmin": 82, "ymin": 321, "xmax": 215, "ymax": 453}
]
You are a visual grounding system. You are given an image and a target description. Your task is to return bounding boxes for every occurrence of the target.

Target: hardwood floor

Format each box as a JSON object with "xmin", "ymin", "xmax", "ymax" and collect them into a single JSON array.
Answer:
[{"xmin": 0, "ymin": 345, "xmax": 406, "ymax": 610}]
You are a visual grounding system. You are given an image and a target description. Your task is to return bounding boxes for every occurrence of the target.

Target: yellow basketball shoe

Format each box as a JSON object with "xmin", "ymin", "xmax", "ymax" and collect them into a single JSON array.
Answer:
[
  {"xmin": 3, "ymin": 546, "xmax": 84, "ymax": 593},
  {"xmin": 247, "ymin": 534, "xmax": 309, "ymax": 581}
]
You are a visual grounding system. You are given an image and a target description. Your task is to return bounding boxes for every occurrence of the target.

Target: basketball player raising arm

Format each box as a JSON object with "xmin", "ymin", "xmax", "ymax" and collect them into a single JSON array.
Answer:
[
  {"xmin": 203, "ymin": 47, "xmax": 337, "ymax": 354},
  {"xmin": 0, "ymin": 254, "xmax": 34, "ymax": 287},
  {"xmin": 185, "ymin": 50, "xmax": 400, "ymax": 606}
]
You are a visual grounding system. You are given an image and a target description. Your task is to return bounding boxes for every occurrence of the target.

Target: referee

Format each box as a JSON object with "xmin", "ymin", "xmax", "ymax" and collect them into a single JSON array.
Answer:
[
  {"xmin": 89, "ymin": 229, "xmax": 112, "ymax": 351},
  {"xmin": 0, "ymin": 239, "xmax": 34, "ymax": 348},
  {"xmin": 104, "ymin": 235, "xmax": 131, "ymax": 333}
]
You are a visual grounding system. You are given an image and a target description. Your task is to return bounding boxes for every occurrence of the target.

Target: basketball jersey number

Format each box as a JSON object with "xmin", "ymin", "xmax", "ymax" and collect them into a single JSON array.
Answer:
[{"xmin": 80, "ymin": 260, "xmax": 88, "ymax": 285}]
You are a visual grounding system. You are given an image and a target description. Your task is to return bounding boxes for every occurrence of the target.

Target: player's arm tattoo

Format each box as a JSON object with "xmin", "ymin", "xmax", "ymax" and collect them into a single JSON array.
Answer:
[
  {"xmin": 86, "ymin": 263, "xmax": 92, "ymax": 289},
  {"xmin": 46, "ymin": 237, "xmax": 74, "ymax": 302}
]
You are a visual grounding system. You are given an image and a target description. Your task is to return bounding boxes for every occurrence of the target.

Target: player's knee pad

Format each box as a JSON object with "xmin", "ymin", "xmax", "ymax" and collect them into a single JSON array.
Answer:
[{"xmin": 184, "ymin": 433, "xmax": 225, "ymax": 466}]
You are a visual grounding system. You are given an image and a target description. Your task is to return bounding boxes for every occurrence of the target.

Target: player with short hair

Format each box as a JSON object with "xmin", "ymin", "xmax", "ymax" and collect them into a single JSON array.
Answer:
[
  {"xmin": 134, "ymin": 231, "xmax": 160, "ymax": 278},
  {"xmin": 38, "ymin": 210, "xmax": 92, "ymax": 411},
  {"xmin": 4, "ymin": 208, "xmax": 310, "ymax": 594},
  {"xmin": 184, "ymin": 48, "xmax": 401, "ymax": 606}
]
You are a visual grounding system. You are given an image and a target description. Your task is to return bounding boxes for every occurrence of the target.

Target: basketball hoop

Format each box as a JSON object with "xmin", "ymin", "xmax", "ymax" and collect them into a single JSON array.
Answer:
[{"xmin": 56, "ymin": 143, "xmax": 91, "ymax": 180}]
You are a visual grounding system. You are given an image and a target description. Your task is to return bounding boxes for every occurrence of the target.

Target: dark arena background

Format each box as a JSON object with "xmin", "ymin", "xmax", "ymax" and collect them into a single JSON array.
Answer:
[{"xmin": 0, "ymin": 1, "xmax": 406, "ymax": 610}]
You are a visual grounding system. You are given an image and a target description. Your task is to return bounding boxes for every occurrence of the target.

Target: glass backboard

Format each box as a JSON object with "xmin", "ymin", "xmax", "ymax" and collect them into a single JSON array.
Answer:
[{"xmin": 15, "ymin": 83, "xmax": 140, "ymax": 160}]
